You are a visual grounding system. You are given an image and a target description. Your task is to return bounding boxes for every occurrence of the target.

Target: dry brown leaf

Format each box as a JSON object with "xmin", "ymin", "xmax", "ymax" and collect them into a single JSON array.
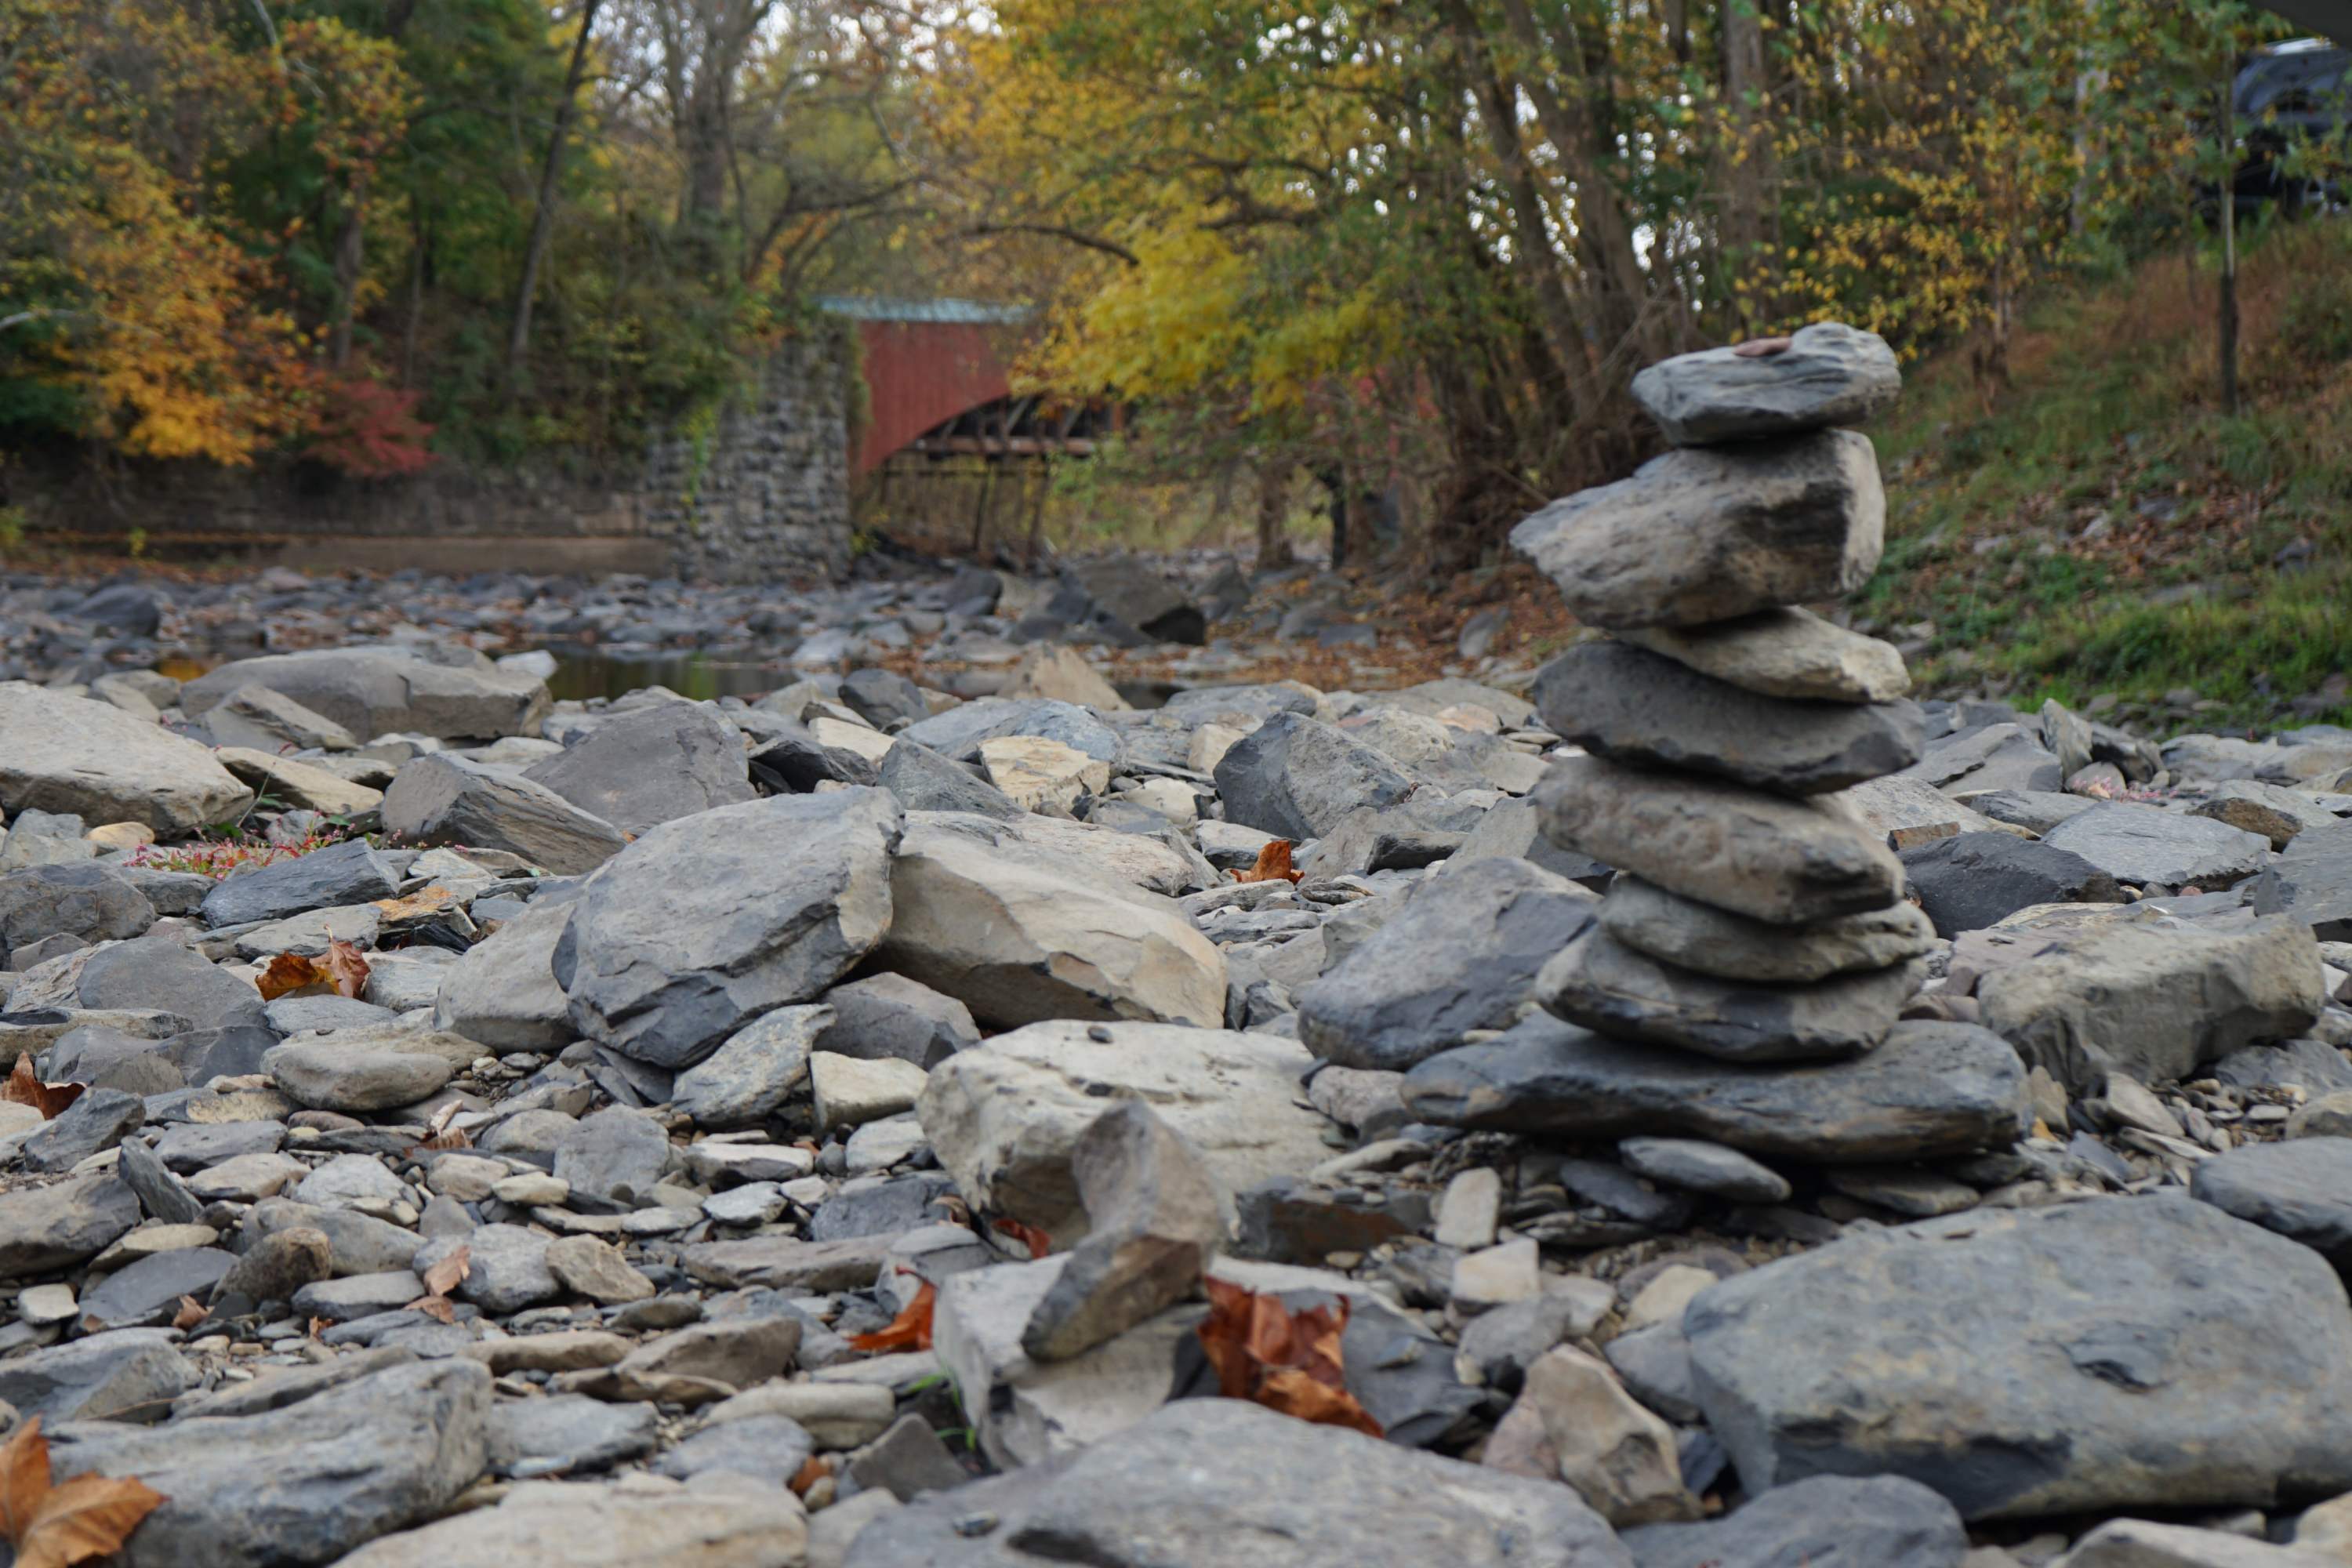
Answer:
[
  {"xmin": 3, "ymin": 1056, "xmax": 85, "ymax": 1120},
  {"xmin": 371, "ymin": 886, "xmax": 452, "ymax": 922},
  {"xmin": 1196, "ymin": 1277, "xmax": 1381, "ymax": 1437},
  {"xmin": 845, "ymin": 1279, "xmax": 935, "ymax": 1353},
  {"xmin": 405, "ymin": 1294, "xmax": 457, "ymax": 1325},
  {"xmin": 254, "ymin": 952, "xmax": 328, "ymax": 1002},
  {"xmin": 1732, "ymin": 335, "xmax": 1795, "ymax": 358},
  {"xmin": 787, "ymin": 1455, "xmax": 832, "ymax": 1496},
  {"xmin": 993, "ymin": 1218, "xmax": 1051, "ymax": 1260},
  {"xmin": 307, "ymin": 1316, "xmax": 328, "ymax": 1339},
  {"xmin": 408, "ymin": 1127, "xmax": 471, "ymax": 1155},
  {"xmin": 0, "ymin": 1417, "xmax": 167, "ymax": 1568},
  {"xmin": 425, "ymin": 1101, "xmax": 461, "ymax": 1137},
  {"xmin": 1229, "ymin": 840, "xmax": 1303, "ymax": 885},
  {"xmin": 323, "ymin": 939, "xmax": 370, "ymax": 1000},
  {"xmin": 169, "ymin": 1297, "xmax": 206, "ymax": 1331},
  {"xmin": 421, "ymin": 1245, "xmax": 471, "ymax": 1299}
]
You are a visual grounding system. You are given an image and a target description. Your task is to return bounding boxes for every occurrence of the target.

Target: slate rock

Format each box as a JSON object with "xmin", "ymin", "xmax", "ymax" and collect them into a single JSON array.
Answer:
[
  {"xmin": 382, "ymin": 753, "xmax": 626, "ymax": 876},
  {"xmin": 484, "ymin": 1394, "xmax": 657, "ymax": 1477},
  {"xmin": 247, "ymin": 1198, "xmax": 433, "ymax": 1277},
  {"xmin": 0, "ymin": 863, "xmax": 155, "ymax": 952},
  {"xmin": 1298, "ymin": 858, "xmax": 1595, "ymax": 1071},
  {"xmin": 182, "ymin": 644, "xmax": 548, "ymax": 742},
  {"xmin": 1057, "ymin": 554, "xmax": 1207, "ymax": 645},
  {"xmin": 2055, "ymin": 1519, "xmax": 2339, "ymax": 1567},
  {"xmin": 200, "ymin": 684, "xmax": 358, "ymax": 753},
  {"xmin": 843, "ymin": 1397, "xmax": 1629, "ymax": 1568},
  {"xmin": 1447, "ymin": 796, "xmax": 1613, "ymax": 886},
  {"xmin": 554, "ymin": 1106, "xmax": 673, "ymax": 1204},
  {"xmin": 22, "ymin": 1085, "xmax": 146, "ymax": 1172},
  {"xmin": 874, "ymin": 739, "xmax": 1024, "ymax": 820},
  {"xmin": 0, "ymin": 684, "xmax": 253, "ymax": 836},
  {"xmin": 1539, "ymin": 927, "xmax": 1923, "ymax": 1063},
  {"xmin": 1683, "ymin": 1195, "xmax": 2352, "ymax": 1519},
  {"xmin": 0, "ymin": 1173, "xmax": 140, "ymax": 1279},
  {"xmin": 1538, "ymin": 754, "xmax": 1902, "ymax": 925},
  {"xmin": 201, "ymin": 838, "xmax": 400, "ymax": 928},
  {"xmin": 74, "ymin": 932, "xmax": 268, "ymax": 1030},
  {"xmin": 562, "ymin": 789, "xmax": 902, "ymax": 1067},
  {"xmin": 1214, "ymin": 712, "xmax": 1414, "ymax": 840},
  {"xmin": 2190, "ymin": 1137, "xmax": 2352, "ymax": 1268},
  {"xmin": 652, "ymin": 1413, "xmax": 813, "ymax": 1486},
  {"xmin": 1620, "ymin": 1473, "xmax": 1966, "ymax": 1568},
  {"xmin": 900, "ymin": 698, "xmax": 1122, "ymax": 768},
  {"xmin": 1617, "ymin": 1138, "xmax": 1792, "ymax": 1203},
  {"xmin": 2213, "ymin": 1037, "xmax": 2352, "ymax": 1095},
  {"xmin": 1403, "ymin": 1013, "xmax": 2027, "ymax": 1163},
  {"xmin": 1536, "ymin": 641, "xmax": 1922, "ymax": 796},
  {"xmin": 2252, "ymin": 819, "xmax": 2352, "ymax": 939},
  {"xmin": 431, "ymin": 897, "xmax": 575, "ymax": 1051},
  {"xmin": 1630, "ymin": 321, "xmax": 1903, "ymax": 446},
  {"xmin": 79, "ymin": 1247, "xmax": 235, "ymax": 1329},
  {"xmin": 1618, "ymin": 606, "xmax": 1910, "ymax": 704},
  {"xmin": 1899, "ymin": 831, "xmax": 2123, "ymax": 938},
  {"xmin": 2041, "ymin": 804, "xmax": 2271, "ymax": 891},
  {"xmin": 416, "ymin": 1223, "xmax": 557, "ymax": 1313},
  {"xmin": 2192, "ymin": 780, "xmax": 2339, "ymax": 851},
  {"xmin": 265, "ymin": 1036, "xmax": 456, "ymax": 1112},
  {"xmin": 118, "ymin": 1136, "xmax": 205, "ymax": 1224},
  {"xmin": 321, "ymin": 1483, "xmax": 807, "ymax": 1568},
  {"xmin": 1511, "ymin": 429, "xmax": 1884, "ymax": 630},
  {"xmin": 521, "ymin": 702, "xmax": 756, "ymax": 837},
  {"xmin": 672, "ymin": 1004, "xmax": 831, "ymax": 1127},
  {"xmin": 1598, "ymin": 875, "xmax": 1934, "ymax": 984},
  {"xmin": 812, "ymin": 972, "xmax": 978, "ymax": 1069},
  {"xmin": 47, "ymin": 1357, "xmax": 492, "ymax": 1568},
  {"xmin": 1904, "ymin": 722, "xmax": 2063, "ymax": 795},
  {"xmin": 0, "ymin": 1328, "xmax": 197, "ymax": 1424}
]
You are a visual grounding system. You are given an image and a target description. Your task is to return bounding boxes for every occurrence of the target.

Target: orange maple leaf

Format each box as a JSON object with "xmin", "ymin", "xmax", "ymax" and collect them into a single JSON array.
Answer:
[
  {"xmin": 1229, "ymin": 840, "xmax": 1304, "ymax": 885},
  {"xmin": 253, "ymin": 953, "xmax": 326, "ymax": 1002},
  {"xmin": 1196, "ymin": 1278, "xmax": 1381, "ymax": 1437},
  {"xmin": 0, "ymin": 1417, "xmax": 167, "ymax": 1568},
  {"xmin": 846, "ymin": 1279, "xmax": 936, "ymax": 1352},
  {"xmin": 420, "ymin": 1245, "xmax": 470, "ymax": 1299}
]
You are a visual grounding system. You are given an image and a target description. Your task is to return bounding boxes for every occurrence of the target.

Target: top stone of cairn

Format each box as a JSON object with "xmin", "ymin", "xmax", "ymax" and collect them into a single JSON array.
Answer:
[{"xmin": 1632, "ymin": 321, "xmax": 1900, "ymax": 447}]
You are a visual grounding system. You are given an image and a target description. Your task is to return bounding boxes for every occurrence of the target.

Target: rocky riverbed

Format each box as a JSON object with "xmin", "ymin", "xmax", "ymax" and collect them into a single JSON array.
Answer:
[{"xmin": 9, "ymin": 338, "xmax": 2352, "ymax": 1567}]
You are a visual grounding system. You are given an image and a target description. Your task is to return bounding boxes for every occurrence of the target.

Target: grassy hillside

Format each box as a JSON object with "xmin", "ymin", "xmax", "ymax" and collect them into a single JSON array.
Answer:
[{"xmin": 1858, "ymin": 217, "xmax": 2352, "ymax": 735}]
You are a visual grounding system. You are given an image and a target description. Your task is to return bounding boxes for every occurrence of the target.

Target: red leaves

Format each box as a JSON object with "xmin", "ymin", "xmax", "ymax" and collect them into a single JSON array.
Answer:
[
  {"xmin": 1229, "ymin": 840, "xmax": 1304, "ymax": 885},
  {"xmin": 1196, "ymin": 1279, "xmax": 1381, "ymax": 1437},
  {"xmin": 3, "ymin": 1056, "xmax": 85, "ymax": 1120},
  {"xmin": 993, "ymin": 1218, "xmax": 1052, "ymax": 1259},
  {"xmin": 0, "ymin": 1417, "xmax": 167, "ymax": 1568},
  {"xmin": 846, "ymin": 1279, "xmax": 936, "ymax": 1353},
  {"xmin": 253, "ymin": 940, "xmax": 370, "ymax": 1003}
]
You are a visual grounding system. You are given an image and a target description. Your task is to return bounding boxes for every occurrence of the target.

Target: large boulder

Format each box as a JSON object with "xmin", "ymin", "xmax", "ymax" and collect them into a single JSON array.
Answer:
[
  {"xmin": 844, "ymin": 1398, "xmax": 1629, "ymax": 1568},
  {"xmin": 1213, "ymin": 712, "xmax": 1414, "ymax": 840},
  {"xmin": 1537, "ymin": 753, "xmax": 1901, "ymax": 925},
  {"xmin": 561, "ymin": 789, "xmax": 902, "ymax": 1067},
  {"xmin": 1054, "ymin": 554, "xmax": 1208, "ymax": 645},
  {"xmin": 71, "ymin": 931, "xmax": 269, "ymax": 1031},
  {"xmin": 1534, "ymin": 641, "xmax": 1922, "ymax": 796},
  {"xmin": 0, "ymin": 684, "xmax": 252, "ymax": 836},
  {"xmin": 1682, "ymin": 1195, "xmax": 2352, "ymax": 1520},
  {"xmin": 2252, "ymin": 819, "xmax": 2352, "ymax": 939},
  {"xmin": 381, "ymin": 755, "xmax": 626, "ymax": 876},
  {"xmin": 917, "ymin": 1019, "xmax": 1330, "ymax": 1244},
  {"xmin": 1975, "ymin": 913, "xmax": 2324, "ymax": 1094},
  {"xmin": 0, "ymin": 862, "xmax": 155, "ymax": 952},
  {"xmin": 1298, "ymin": 859, "xmax": 1595, "ymax": 1071},
  {"xmin": 1629, "ymin": 321, "xmax": 1902, "ymax": 446},
  {"xmin": 47, "ymin": 1358, "xmax": 492, "ymax": 1568},
  {"xmin": 876, "ymin": 817, "xmax": 1223, "ymax": 1029},
  {"xmin": 521, "ymin": 702, "xmax": 756, "ymax": 837},
  {"xmin": 1898, "ymin": 831, "xmax": 2123, "ymax": 938},
  {"xmin": 1402, "ymin": 1012, "xmax": 2027, "ymax": 1163},
  {"xmin": 1510, "ymin": 429, "xmax": 1883, "ymax": 630},
  {"xmin": 182, "ymin": 644, "xmax": 549, "ymax": 742}
]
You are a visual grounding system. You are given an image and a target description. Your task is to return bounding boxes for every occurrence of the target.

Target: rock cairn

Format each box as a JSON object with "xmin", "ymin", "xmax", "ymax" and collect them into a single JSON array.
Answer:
[{"xmin": 1508, "ymin": 324, "xmax": 1947, "ymax": 1095}]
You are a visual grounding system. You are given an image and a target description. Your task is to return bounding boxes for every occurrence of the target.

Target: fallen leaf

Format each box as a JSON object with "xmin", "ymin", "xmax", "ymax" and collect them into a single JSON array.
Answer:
[
  {"xmin": 404, "ymin": 1294, "xmax": 456, "ymax": 1325},
  {"xmin": 408, "ymin": 1127, "xmax": 470, "ymax": 1155},
  {"xmin": 323, "ymin": 939, "xmax": 370, "ymax": 1000},
  {"xmin": 421, "ymin": 1245, "xmax": 470, "ymax": 1299},
  {"xmin": 1196, "ymin": 1277, "xmax": 1381, "ymax": 1437},
  {"xmin": 371, "ymin": 886, "xmax": 453, "ymax": 923},
  {"xmin": 254, "ymin": 952, "xmax": 328, "ymax": 1001},
  {"xmin": 169, "ymin": 1297, "xmax": 205, "ymax": 1331},
  {"xmin": 787, "ymin": 1455, "xmax": 832, "ymax": 1496},
  {"xmin": 3, "ymin": 1057, "xmax": 85, "ymax": 1120},
  {"xmin": 0, "ymin": 1417, "xmax": 167, "ymax": 1568},
  {"xmin": 1732, "ymin": 335, "xmax": 1794, "ymax": 358},
  {"xmin": 846, "ymin": 1279, "xmax": 935, "ymax": 1353},
  {"xmin": 425, "ymin": 1101, "xmax": 461, "ymax": 1138},
  {"xmin": 1229, "ymin": 840, "xmax": 1304, "ymax": 885},
  {"xmin": 993, "ymin": 1218, "xmax": 1051, "ymax": 1259}
]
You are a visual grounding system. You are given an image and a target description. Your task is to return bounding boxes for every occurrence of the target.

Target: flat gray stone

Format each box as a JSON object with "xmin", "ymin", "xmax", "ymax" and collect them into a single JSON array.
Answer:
[
  {"xmin": 0, "ymin": 684, "xmax": 253, "ymax": 836},
  {"xmin": 1599, "ymin": 875, "xmax": 1934, "ymax": 983},
  {"xmin": 1535, "ymin": 641, "xmax": 1922, "ymax": 796},
  {"xmin": 2191, "ymin": 780, "xmax": 2340, "ymax": 850},
  {"xmin": 1402, "ymin": 1013, "xmax": 2027, "ymax": 1163},
  {"xmin": 0, "ymin": 863, "xmax": 155, "ymax": 953},
  {"xmin": 2252, "ymin": 820, "xmax": 2352, "ymax": 939},
  {"xmin": 2041, "ymin": 804, "xmax": 2271, "ymax": 890},
  {"xmin": 1537, "ymin": 753, "xmax": 1902, "ymax": 925},
  {"xmin": 1618, "ymin": 607, "xmax": 1910, "ymax": 703},
  {"xmin": 79, "ymin": 1247, "xmax": 235, "ymax": 1329},
  {"xmin": 1900, "ymin": 831, "xmax": 2124, "ymax": 938},
  {"xmin": 201, "ymin": 838, "xmax": 399, "ymax": 928},
  {"xmin": 182, "ymin": 644, "xmax": 548, "ymax": 742},
  {"xmin": 1617, "ymin": 1138, "xmax": 1792, "ymax": 1203},
  {"xmin": 1683, "ymin": 1195, "xmax": 2352, "ymax": 1520},
  {"xmin": 0, "ymin": 1172, "xmax": 140, "ymax": 1279},
  {"xmin": 266, "ymin": 1037, "xmax": 455, "ymax": 1112},
  {"xmin": 0, "ymin": 1328, "xmax": 197, "ymax": 1424},
  {"xmin": 1621, "ymin": 1474, "xmax": 1965, "ymax": 1568},
  {"xmin": 382, "ymin": 753, "xmax": 626, "ymax": 876},
  {"xmin": 1510, "ymin": 429, "xmax": 1883, "ymax": 631},
  {"xmin": 1213, "ymin": 712, "xmax": 1414, "ymax": 840},
  {"xmin": 673, "ymin": 1004, "xmax": 832, "ymax": 1127},
  {"xmin": 484, "ymin": 1393, "xmax": 657, "ymax": 1476},
  {"xmin": 2191, "ymin": 1137, "xmax": 2352, "ymax": 1267},
  {"xmin": 1629, "ymin": 321, "xmax": 1902, "ymax": 445},
  {"xmin": 430, "ymin": 897, "xmax": 575, "ymax": 1051},
  {"xmin": 811, "ymin": 973, "xmax": 978, "ymax": 1069},
  {"xmin": 521, "ymin": 701, "xmax": 757, "ymax": 837}
]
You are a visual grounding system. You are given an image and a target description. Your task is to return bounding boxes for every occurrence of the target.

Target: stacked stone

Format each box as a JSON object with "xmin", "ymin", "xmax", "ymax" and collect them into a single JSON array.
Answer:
[{"xmin": 1512, "ymin": 323, "xmax": 1940, "ymax": 1070}]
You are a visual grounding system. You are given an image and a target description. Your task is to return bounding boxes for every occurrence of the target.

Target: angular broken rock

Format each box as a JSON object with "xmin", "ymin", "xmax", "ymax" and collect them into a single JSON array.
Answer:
[
  {"xmin": 1510, "ymin": 428, "xmax": 1884, "ymax": 630},
  {"xmin": 1619, "ymin": 1474, "xmax": 1967, "ymax": 1568},
  {"xmin": 2252, "ymin": 819, "xmax": 2352, "ymax": 940},
  {"xmin": 1897, "ymin": 831, "xmax": 2122, "ymax": 938},
  {"xmin": 979, "ymin": 734, "xmax": 1109, "ymax": 815},
  {"xmin": 876, "ymin": 817, "xmax": 1224, "ymax": 1030},
  {"xmin": 1021, "ymin": 1102, "xmax": 1225, "ymax": 1363},
  {"xmin": 1538, "ymin": 926, "xmax": 1922, "ymax": 1063},
  {"xmin": 2190, "ymin": 779, "xmax": 2339, "ymax": 851},
  {"xmin": 1298, "ymin": 858, "xmax": 1596, "ymax": 1072},
  {"xmin": 0, "ymin": 684, "xmax": 254, "ymax": 836},
  {"xmin": 918, "ymin": 1019, "xmax": 1329, "ymax": 1244},
  {"xmin": 1598, "ymin": 875, "xmax": 1934, "ymax": 985},
  {"xmin": 1618, "ymin": 606, "xmax": 1911, "ymax": 704},
  {"xmin": 1534, "ymin": 641, "xmax": 1922, "ymax": 796},
  {"xmin": 1519, "ymin": 1344, "xmax": 1697, "ymax": 1526},
  {"xmin": 2189, "ymin": 1136, "xmax": 2352, "ymax": 1269},
  {"xmin": 1629, "ymin": 321, "xmax": 1902, "ymax": 446},
  {"xmin": 521, "ymin": 701, "xmax": 757, "ymax": 837},
  {"xmin": 1402, "ymin": 1012, "xmax": 2027, "ymax": 1163},
  {"xmin": 1213, "ymin": 711, "xmax": 1414, "ymax": 840},
  {"xmin": 182, "ymin": 644, "xmax": 549, "ymax": 742},
  {"xmin": 1537, "ymin": 753, "xmax": 1902, "ymax": 924},
  {"xmin": 561, "ymin": 788, "xmax": 902, "ymax": 1067},
  {"xmin": 2038, "ymin": 803, "xmax": 2272, "ymax": 891},
  {"xmin": 1682, "ymin": 1194, "xmax": 2352, "ymax": 1520},
  {"xmin": 431, "ymin": 897, "xmax": 575, "ymax": 1051},
  {"xmin": 382, "ymin": 753, "xmax": 626, "ymax": 876},
  {"xmin": 1975, "ymin": 913, "xmax": 2324, "ymax": 1095}
]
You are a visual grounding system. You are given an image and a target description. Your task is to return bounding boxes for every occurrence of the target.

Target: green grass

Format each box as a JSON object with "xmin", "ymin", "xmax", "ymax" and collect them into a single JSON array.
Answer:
[{"xmin": 1860, "ymin": 216, "xmax": 2352, "ymax": 731}]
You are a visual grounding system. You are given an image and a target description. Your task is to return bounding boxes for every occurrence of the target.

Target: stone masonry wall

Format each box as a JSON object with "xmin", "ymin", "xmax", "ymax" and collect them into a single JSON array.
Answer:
[{"xmin": 6, "ymin": 328, "xmax": 853, "ymax": 584}]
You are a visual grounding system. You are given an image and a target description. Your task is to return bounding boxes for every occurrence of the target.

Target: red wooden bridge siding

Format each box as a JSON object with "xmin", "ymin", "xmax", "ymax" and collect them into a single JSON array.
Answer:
[{"xmin": 826, "ymin": 299, "xmax": 1029, "ymax": 479}]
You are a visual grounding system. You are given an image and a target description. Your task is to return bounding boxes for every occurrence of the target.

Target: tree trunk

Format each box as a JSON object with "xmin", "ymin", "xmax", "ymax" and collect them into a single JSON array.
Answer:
[
  {"xmin": 1255, "ymin": 464, "xmax": 1294, "ymax": 570},
  {"xmin": 328, "ymin": 176, "xmax": 367, "ymax": 370},
  {"xmin": 509, "ymin": 0, "xmax": 603, "ymax": 375},
  {"xmin": 1715, "ymin": 0, "xmax": 1777, "ymax": 328}
]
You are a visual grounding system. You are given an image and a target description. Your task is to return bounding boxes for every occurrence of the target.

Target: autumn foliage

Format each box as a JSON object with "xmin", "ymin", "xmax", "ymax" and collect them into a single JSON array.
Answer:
[
  {"xmin": 1196, "ymin": 1279, "xmax": 1381, "ymax": 1438},
  {"xmin": 0, "ymin": 1417, "xmax": 166, "ymax": 1568}
]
